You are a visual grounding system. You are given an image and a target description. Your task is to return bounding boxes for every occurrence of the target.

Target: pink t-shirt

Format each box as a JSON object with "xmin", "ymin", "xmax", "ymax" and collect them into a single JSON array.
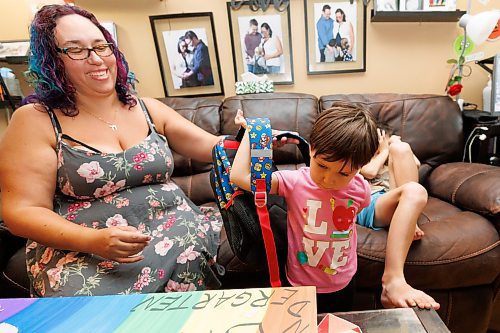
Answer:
[{"xmin": 275, "ymin": 167, "xmax": 370, "ymax": 293}]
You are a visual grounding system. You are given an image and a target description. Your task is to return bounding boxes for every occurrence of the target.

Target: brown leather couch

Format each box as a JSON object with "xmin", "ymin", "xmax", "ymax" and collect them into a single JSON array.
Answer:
[{"xmin": 1, "ymin": 93, "xmax": 499, "ymax": 333}]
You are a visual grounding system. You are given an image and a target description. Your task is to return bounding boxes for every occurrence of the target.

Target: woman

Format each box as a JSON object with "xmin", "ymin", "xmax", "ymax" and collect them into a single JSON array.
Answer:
[
  {"xmin": 260, "ymin": 23, "xmax": 283, "ymax": 74},
  {"xmin": 173, "ymin": 36, "xmax": 197, "ymax": 88},
  {"xmin": 0, "ymin": 4, "xmax": 223, "ymax": 297},
  {"xmin": 333, "ymin": 8, "xmax": 355, "ymax": 57}
]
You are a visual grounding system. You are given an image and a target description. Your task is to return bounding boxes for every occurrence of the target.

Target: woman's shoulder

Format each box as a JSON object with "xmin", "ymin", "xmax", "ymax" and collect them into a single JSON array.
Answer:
[
  {"xmin": 11, "ymin": 103, "xmax": 51, "ymax": 125},
  {"xmin": 2, "ymin": 103, "xmax": 56, "ymax": 146}
]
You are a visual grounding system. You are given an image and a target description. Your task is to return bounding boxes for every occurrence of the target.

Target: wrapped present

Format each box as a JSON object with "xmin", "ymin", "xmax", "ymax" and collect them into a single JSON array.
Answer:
[{"xmin": 235, "ymin": 80, "xmax": 274, "ymax": 95}]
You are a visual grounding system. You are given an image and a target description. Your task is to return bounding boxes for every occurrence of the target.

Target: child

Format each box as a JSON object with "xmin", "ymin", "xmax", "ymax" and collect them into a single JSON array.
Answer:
[
  {"xmin": 339, "ymin": 38, "xmax": 353, "ymax": 61},
  {"xmin": 253, "ymin": 46, "xmax": 268, "ymax": 74},
  {"xmin": 231, "ymin": 103, "xmax": 379, "ymax": 314},
  {"xmin": 324, "ymin": 39, "xmax": 341, "ymax": 63},
  {"xmin": 358, "ymin": 124, "xmax": 440, "ymax": 310}
]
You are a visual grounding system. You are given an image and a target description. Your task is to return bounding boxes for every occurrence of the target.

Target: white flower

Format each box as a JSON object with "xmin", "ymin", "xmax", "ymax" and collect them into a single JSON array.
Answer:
[
  {"xmin": 155, "ymin": 237, "xmax": 174, "ymax": 256},
  {"xmin": 77, "ymin": 161, "xmax": 104, "ymax": 183},
  {"xmin": 105, "ymin": 214, "xmax": 128, "ymax": 227},
  {"xmin": 161, "ymin": 182, "xmax": 178, "ymax": 192},
  {"xmin": 177, "ymin": 245, "xmax": 200, "ymax": 264}
]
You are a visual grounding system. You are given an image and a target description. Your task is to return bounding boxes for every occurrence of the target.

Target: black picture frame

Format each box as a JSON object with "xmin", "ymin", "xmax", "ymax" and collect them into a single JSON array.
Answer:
[
  {"xmin": 149, "ymin": 13, "xmax": 224, "ymax": 97},
  {"xmin": 304, "ymin": 0, "xmax": 366, "ymax": 75},
  {"xmin": 227, "ymin": 1, "xmax": 294, "ymax": 85}
]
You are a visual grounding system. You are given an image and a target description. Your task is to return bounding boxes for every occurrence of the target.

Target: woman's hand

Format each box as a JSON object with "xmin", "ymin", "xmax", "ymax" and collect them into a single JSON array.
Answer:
[{"xmin": 93, "ymin": 226, "xmax": 151, "ymax": 263}]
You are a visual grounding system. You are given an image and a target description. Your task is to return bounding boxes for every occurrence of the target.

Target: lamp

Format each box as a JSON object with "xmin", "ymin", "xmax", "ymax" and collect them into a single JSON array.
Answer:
[
  {"xmin": 446, "ymin": 2, "xmax": 500, "ymax": 100},
  {"xmin": 459, "ymin": 11, "xmax": 500, "ymax": 46}
]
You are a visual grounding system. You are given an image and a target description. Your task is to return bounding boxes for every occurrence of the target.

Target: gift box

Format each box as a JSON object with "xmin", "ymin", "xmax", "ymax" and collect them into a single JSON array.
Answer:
[{"xmin": 235, "ymin": 80, "xmax": 274, "ymax": 95}]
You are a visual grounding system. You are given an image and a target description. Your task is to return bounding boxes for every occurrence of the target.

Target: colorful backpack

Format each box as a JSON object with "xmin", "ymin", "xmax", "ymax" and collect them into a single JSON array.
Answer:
[{"xmin": 210, "ymin": 118, "xmax": 310, "ymax": 287}]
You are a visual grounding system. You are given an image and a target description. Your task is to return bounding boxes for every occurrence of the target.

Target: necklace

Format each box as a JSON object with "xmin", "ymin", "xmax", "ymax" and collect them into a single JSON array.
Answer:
[{"xmin": 82, "ymin": 109, "xmax": 118, "ymax": 131}]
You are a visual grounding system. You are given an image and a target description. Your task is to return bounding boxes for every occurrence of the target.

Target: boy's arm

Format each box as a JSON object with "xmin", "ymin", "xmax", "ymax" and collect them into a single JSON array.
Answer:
[
  {"xmin": 361, "ymin": 129, "xmax": 388, "ymax": 179},
  {"xmin": 230, "ymin": 110, "xmax": 279, "ymax": 194},
  {"xmin": 360, "ymin": 150, "xmax": 388, "ymax": 180},
  {"xmin": 230, "ymin": 127, "xmax": 252, "ymax": 192},
  {"xmin": 230, "ymin": 127, "xmax": 279, "ymax": 194}
]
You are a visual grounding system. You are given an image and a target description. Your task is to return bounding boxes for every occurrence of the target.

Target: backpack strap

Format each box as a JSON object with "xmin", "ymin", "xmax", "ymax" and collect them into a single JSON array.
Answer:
[{"xmin": 247, "ymin": 118, "xmax": 281, "ymax": 288}]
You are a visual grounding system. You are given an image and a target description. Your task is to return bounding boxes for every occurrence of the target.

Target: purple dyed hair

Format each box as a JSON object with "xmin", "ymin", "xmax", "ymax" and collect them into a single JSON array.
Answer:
[{"xmin": 26, "ymin": 4, "xmax": 136, "ymax": 116}]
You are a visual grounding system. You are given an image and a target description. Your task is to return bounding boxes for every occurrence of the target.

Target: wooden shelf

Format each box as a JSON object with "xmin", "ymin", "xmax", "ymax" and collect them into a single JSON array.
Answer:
[{"xmin": 371, "ymin": 9, "xmax": 466, "ymax": 22}]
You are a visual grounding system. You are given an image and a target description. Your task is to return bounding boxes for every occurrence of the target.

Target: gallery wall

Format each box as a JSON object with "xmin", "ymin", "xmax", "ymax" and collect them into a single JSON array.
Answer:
[{"xmin": 1, "ymin": 0, "xmax": 498, "ymax": 108}]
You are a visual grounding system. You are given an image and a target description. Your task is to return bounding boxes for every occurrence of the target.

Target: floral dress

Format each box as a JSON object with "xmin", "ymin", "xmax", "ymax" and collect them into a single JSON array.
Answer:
[{"xmin": 26, "ymin": 101, "xmax": 223, "ymax": 297}]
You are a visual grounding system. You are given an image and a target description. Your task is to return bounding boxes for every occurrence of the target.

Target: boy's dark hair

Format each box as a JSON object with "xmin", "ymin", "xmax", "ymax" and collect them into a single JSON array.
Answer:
[
  {"xmin": 322, "ymin": 4, "xmax": 331, "ymax": 11},
  {"xmin": 310, "ymin": 102, "xmax": 379, "ymax": 169},
  {"xmin": 328, "ymin": 38, "xmax": 337, "ymax": 47},
  {"xmin": 249, "ymin": 19, "xmax": 258, "ymax": 27}
]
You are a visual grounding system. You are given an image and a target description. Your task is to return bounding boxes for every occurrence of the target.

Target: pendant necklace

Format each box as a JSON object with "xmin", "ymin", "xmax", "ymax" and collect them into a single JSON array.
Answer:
[{"xmin": 82, "ymin": 109, "xmax": 118, "ymax": 131}]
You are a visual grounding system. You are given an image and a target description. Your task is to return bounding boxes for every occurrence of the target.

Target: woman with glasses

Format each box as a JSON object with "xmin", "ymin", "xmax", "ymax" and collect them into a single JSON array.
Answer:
[{"xmin": 0, "ymin": 4, "xmax": 223, "ymax": 297}]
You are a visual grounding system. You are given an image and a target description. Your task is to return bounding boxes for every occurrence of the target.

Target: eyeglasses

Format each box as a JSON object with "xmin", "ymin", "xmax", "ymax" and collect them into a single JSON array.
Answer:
[{"xmin": 56, "ymin": 43, "xmax": 114, "ymax": 60}]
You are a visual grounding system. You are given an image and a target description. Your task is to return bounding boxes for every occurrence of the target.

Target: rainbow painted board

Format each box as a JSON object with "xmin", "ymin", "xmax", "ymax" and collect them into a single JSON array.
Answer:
[{"xmin": 0, "ymin": 286, "xmax": 317, "ymax": 333}]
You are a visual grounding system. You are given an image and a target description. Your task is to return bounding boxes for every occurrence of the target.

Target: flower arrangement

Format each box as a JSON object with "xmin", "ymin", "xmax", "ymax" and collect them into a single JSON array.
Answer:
[{"xmin": 445, "ymin": 35, "xmax": 473, "ymax": 97}]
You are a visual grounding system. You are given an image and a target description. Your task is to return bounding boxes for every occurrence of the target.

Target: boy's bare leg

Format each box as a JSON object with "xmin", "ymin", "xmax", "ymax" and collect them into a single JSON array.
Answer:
[
  {"xmin": 374, "ymin": 182, "xmax": 439, "ymax": 310},
  {"xmin": 388, "ymin": 141, "xmax": 424, "ymax": 240}
]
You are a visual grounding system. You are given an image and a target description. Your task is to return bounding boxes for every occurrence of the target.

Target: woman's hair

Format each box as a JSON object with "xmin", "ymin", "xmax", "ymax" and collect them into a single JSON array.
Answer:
[
  {"xmin": 335, "ymin": 8, "xmax": 346, "ymax": 22},
  {"xmin": 26, "ymin": 4, "xmax": 136, "ymax": 116},
  {"xmin": 310, "ymin": 102, "xmax": 379, "ymax": 170},
  {"xmin": 177, "ymin": 36, "xmax": 187, "ymax": 54},
  {"xmin": 261, "ymin": 23, "xmax": 273, "ymax": 37}
]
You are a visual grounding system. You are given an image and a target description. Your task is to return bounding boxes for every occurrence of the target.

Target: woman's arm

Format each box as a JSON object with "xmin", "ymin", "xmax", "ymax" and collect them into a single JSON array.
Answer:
[
  {"xmin": 0, "ymin": 106, "xmax": 149, "ymax": 263},
  {"xmin": 142, "ymin": 97, "xmax": 221, "ymax": 162},
  {"xmin": 265, "ymin": 36, "xmax": 283, "ymax": 60},
  {"xmin": 348, "ymin": 22, "xmax": 355, "ymax": 54}
]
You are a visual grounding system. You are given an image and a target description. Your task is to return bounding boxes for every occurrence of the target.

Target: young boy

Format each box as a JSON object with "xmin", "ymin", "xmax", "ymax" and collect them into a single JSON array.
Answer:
[
  {"xmin": 358, "ymin": 125, "xmax": 440, "ymax": 310},
  {"xmin": 231, "ymin": 103, "xmax": 379, "ymax": 314}
]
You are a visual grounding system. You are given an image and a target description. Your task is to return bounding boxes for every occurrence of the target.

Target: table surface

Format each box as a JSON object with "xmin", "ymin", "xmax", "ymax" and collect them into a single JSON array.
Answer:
[{"xmin": 318, "ymin": 308, "xmax": 450, "ymax": 333}]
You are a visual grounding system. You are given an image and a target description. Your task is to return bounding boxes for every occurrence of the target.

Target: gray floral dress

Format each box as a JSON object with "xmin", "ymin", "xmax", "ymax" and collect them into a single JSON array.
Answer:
[{"xmin": 26, "ymin": 101, "xmax": 223, "ymax": 297}]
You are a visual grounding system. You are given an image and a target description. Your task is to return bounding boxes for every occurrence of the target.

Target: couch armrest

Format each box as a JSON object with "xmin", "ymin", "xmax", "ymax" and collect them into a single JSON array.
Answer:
[
  {"xmin": 0, "ymin": 223, "xmax": 26, "ymax": 272},
  {"xmin": 427, "ymin": 162, "xmax": 500, "ymax": 218}
]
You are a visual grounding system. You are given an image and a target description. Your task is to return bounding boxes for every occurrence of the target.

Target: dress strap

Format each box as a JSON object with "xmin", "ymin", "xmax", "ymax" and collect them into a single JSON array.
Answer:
[
  {"xmin": 138, "ymin": 98, "xmax": 157, "ymax": 133},
  {"xmin": 45, "ymin": 108, "xmax": 63, "ymax": 141}
]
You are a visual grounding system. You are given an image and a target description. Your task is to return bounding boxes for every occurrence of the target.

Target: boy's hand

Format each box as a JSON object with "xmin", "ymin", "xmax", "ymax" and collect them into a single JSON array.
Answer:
[
  {"xmin": 377, "ymin": 128, "xmax": 389, "ymax": 152},
  {"xmin": 235, "ymin": 109, "xmax": 247, "ymax": 129},
  {"xmin": 235, "ymin": 109, "xmax": 300, "ymax": 147}
]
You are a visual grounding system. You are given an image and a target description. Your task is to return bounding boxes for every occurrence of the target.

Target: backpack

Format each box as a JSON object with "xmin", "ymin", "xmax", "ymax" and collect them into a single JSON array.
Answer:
[{"xmin": 210, "ymin": 118, "xmax": 310, "ymax": 287}]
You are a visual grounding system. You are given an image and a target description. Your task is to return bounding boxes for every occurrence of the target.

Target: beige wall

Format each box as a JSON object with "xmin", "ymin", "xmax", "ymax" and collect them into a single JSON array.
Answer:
[{"xmin": 1, "ymin": 0, "xmax": 498, "ymax": 108}]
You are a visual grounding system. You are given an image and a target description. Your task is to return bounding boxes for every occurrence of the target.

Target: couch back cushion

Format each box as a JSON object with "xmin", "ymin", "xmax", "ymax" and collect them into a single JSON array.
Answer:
[
  {"xmin": 222, "ymin": 93, "xmax": 318, "ymax": 165},
  {"xmin": 320, "ymin": 94, "xmax": 463, "ymax": 183},
  {"xmin": 157, "ymin": 97, "xmax": 222, "ymax": 205}
]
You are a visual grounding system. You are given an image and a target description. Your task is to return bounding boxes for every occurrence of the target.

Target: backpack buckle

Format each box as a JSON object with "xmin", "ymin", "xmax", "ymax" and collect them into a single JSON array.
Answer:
[{"xmin": 254, "ymin": 191, "xmax": 267, "ymax": 208}]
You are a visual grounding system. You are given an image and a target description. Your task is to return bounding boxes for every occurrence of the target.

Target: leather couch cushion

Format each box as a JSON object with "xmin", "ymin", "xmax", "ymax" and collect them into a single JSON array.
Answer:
[
  {"xmin": 1, "ymin": 247, "xmax": 29, "ymax": 297},
  {"xmin": 356, "ymin": 196, "xmax": 500, "ymax": 290}
]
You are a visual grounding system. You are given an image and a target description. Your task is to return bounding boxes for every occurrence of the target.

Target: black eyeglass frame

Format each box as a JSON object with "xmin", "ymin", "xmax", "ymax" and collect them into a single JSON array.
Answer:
[{"xmin": 56, "ymin": 43, "xmax": 115, "ymax": 60}]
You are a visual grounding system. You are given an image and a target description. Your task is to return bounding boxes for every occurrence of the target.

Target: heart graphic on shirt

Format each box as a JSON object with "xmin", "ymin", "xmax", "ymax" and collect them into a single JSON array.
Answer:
[{"xmin": 332, "ymin": 206, "xmax": 356, "ymax": 231}]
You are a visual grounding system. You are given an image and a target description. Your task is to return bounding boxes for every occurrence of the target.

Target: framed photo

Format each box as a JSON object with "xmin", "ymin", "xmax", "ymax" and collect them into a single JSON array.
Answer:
[
  {"xmin": 423, "ymin": 0, "xmax": 456, "ymax": 11},
  {"xmin": 101, "ymin": 22, "xmax": 118, "ymax": 46},
  {"xmin": 149, "ymin": 13, "xmax": 224, "ymax": 97},
  {"xmin": 304, "ymin": 0, "xmax": 366, "ymax": 75},
  {"xmin": 0, "ymin": 40, "xmax": 30, "ymax": 61},
  {"xmin": 399, "ymin": 0, "xmax": 423, "ymax": 11},
  {"xmin": 227, "ymin": 1, "xmax": 294, "ymax": 85},
  {"xmin": 375, "ymin": 0, "xmax": 398, "ymax": 12}
]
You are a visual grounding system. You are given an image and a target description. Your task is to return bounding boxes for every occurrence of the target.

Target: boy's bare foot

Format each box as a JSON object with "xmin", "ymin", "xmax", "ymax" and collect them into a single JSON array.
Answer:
[
  {"xmin": 413, "ymin": 225, "xmax": 424, "ymax": 241},
  {"xmin": 381, "ymin": 276, "xmax": 440, "ymax": 310}
]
